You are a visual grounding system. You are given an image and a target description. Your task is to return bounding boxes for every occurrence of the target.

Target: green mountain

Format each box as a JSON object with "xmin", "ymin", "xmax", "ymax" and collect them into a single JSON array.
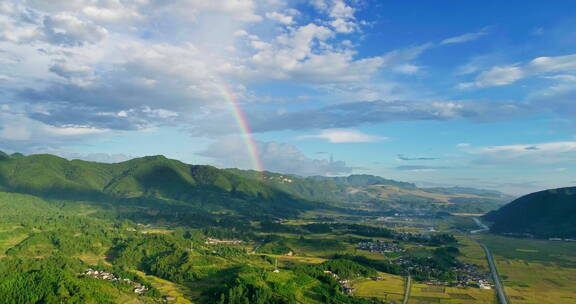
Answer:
[
  {"xmin": 225, "ymin": 170, "xmax": 512, "ymax": 213},
  {"xmin": 0, "ymin": 153, "xmax": 314, "ymax": 218},
  {"xmin": 0, "ymin": 151, "xmax": 511, "ymax": 218},
  {"xmin": 484, "ymin": 187, "xmax": 576, "ymax": 238}
]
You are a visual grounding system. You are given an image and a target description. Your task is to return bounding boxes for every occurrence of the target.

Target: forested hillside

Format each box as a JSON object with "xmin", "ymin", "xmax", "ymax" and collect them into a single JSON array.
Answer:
[{"xmin": 0, "ymin": 153, "xmax": 316, "ymax": 218}]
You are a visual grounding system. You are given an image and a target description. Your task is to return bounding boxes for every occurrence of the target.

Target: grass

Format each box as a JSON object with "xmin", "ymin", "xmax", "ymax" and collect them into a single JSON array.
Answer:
[
  {"xmin": 408, "ymin": 282, "xmax": 496, "ymax": 304},
  {"xmin": 353, "ymin": 272, "xmax": 405, "ymax": 303}
]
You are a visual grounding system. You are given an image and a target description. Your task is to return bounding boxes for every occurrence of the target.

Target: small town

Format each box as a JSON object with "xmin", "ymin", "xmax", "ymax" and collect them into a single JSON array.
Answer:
[{"xmin": 84, "ymin": 269, "xmax": 149, "ymax": 294}]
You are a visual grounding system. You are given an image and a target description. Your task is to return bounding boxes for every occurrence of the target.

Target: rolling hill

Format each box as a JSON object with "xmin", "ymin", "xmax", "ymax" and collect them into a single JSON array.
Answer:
[
  {"xmin": 484, "ymin": 187, "xmax": 576, "ymax": 238},
  {"xmin": 225, "ymin": 170, "xmax": 513, "ymax": 213}
]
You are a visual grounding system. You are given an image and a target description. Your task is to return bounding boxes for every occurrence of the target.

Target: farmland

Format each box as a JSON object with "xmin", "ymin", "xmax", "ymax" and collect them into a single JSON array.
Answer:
[
  {"xmin": 471, "ymin": 234, "xmax": 576, "ymax": 304},
  {"xmin": 408, "ymin": 283, "xmax": 496, "ymax": 304}
]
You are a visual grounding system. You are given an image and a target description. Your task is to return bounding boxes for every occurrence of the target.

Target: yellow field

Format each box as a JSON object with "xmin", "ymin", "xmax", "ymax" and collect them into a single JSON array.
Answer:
[
  {"xmin": 134, "ymin": 270, "xmax": 196, "ymax": 304},
  {"xmin": 353, "ymin": 272, "xmax": 405, "ymax": 303},
  {"xmin": 409, "ymin": 283, "xmax": 496, "ymax": 304},
  {"xmin": 496, "ymin": 259, "xmax": 576, "ymax": 304}
]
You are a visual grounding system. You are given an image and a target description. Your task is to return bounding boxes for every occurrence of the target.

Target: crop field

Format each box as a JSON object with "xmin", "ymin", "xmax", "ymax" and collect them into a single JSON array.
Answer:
[
  {"xmin": 353, "ymin": 273, "xmax": 405, "ymax": 303},
  {"xmin": 496, "ymin": 260, "xmax": 576, "ymax": 304},
  {"xmin": 474, "ymin": 234, "xmax": 576, "ymax": 304},
  {"xmin": 408, "ymin": 283, "xmax": 496, "ymax": 304},
  {"xmin": 475, "ymin": 234, "xmax": 576, "ymax": 267}
]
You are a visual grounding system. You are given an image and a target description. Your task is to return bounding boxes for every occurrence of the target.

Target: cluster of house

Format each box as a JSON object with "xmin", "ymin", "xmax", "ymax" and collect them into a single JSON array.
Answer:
[
  {"xmin": 205, "ymin": 238, "xmax": 243, "ymax": 245},
  {"xmin": 357, "ymin": 240, "xmax": 405, "ymax": 254},
  {"xmin": 450, "ymin": 263, "xmax": 493, "ymax": 289},
  {"xmin": 84, "ymin": 269, "xmax": 149, "ymax": 294},
  {"xmin": 263, "ymin": 175, "xmax": 294, "ymax": 183},
  {"xmin": 323, "ymin": 270, "xmax": 355, "ymax": 295}
]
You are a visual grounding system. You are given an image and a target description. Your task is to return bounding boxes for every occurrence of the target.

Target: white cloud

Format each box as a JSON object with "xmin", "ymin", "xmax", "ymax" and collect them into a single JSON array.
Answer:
[
  {"xmin": 460, "ymin": 66, "xmax": 524, "ymax": 88},
  {"xmin": 265, "ymin": 11, "xmax": 294, "ymax": 24},
  {"xmin": 310, "ymin": 0, "xmax": 358, "ymax": 32},
  {"xmin": 299, "ymin": 129, "xmax": 384, "ymax": 143},
  {"xmin": 472, "ymin": 141, "xmax": 576, "ymax": 164},
  {"xmin": 441, "ymin": 28, "xmax": 488, "ymax": 45},
  {"xmin": 0, "ymin": 112, "xmax": 108, "ymax": 142},
  {"xmin": 461, "ymin": 53, "xmax": 576, "ymax": 88},
  {"xmin": 81, "ymin": 5, "xmax": 142, "ymax": 23}
]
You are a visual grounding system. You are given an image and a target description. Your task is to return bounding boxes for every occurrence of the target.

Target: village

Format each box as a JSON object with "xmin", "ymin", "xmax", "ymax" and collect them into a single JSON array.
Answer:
[
  {"xmin": 84, "ymin": 269, "xmax": 149, "ymax": 294},
  {"xmin": 357, "ymin": 240, "xmax": 405, "ymax": 254},
  {"xmin": 323, "ymin": 270, "xmax": 355, "ymax": 295}
]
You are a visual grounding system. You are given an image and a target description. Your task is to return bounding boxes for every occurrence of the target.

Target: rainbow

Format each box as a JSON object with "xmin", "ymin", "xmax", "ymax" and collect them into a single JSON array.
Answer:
[{"xmin": 219, "ymin": 87, "xmax": 265, "ymax": 177}]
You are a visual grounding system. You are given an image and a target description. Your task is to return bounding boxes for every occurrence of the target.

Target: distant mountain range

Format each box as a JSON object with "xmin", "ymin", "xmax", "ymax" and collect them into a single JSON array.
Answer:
[
  {"xmin": 226, "ymin": 170, "xmax": 513, "ymax": 213},
  {"xmin": 0, "ymin": 152, "xmax": 512, "ymax": 218},
  {"xmin": 484, "ymin": 187, "xmax": 576, "ymax": 238}
]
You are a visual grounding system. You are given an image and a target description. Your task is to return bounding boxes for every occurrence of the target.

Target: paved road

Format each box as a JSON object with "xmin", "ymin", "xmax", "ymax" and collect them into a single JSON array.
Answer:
[
  {"xmin": 402, "ymin": 275, "xmax": 412, "ymax": 304},
  {"xmin": 480, "ymin": 243, "xmax": 509, "ymax": 304},
  {"xmin": 471, "ymin": 217, "xmax": 509, "ymax": 304}
]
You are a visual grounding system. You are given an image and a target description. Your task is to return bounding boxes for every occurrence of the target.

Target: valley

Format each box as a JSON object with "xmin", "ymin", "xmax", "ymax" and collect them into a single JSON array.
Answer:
[{"xmin": 0, "ymin": 152, "xmax": 574, "ymax": 303}]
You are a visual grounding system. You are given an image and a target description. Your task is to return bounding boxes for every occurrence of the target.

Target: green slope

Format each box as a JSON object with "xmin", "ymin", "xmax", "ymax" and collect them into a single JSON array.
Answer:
[{"xmin": 0, "ymin": 153, "xmax": 313, "ymax": 217}]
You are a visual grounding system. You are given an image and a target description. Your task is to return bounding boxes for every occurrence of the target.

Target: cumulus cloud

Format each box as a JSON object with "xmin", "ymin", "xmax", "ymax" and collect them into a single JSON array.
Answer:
[
  {"xmin": 265, "ymin": 11, "xmax": 294, "ymax": 24},
  {"xmin": 0, "ymin": 0, "xmax": 400, "ymax": 142},
  {"xmin": 311, "ymin": 0, "xmax": 358, "ymax": 33},
  {"xmin": 298, "ymin": 129, "xmax": 383, "ymax": 143},
  {"xmin": 42, "ymin": 13, "xmax": 108, "ymax": 46},
  {"xmin": 197, "ymin": 136, "xmax": 356, "ymax": 176}
]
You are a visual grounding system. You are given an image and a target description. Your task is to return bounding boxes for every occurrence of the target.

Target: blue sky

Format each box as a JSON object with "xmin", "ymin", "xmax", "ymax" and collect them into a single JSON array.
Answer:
[{"xmin": 1, "ymin": 0, "xmax": 576, "ymax": 195}]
